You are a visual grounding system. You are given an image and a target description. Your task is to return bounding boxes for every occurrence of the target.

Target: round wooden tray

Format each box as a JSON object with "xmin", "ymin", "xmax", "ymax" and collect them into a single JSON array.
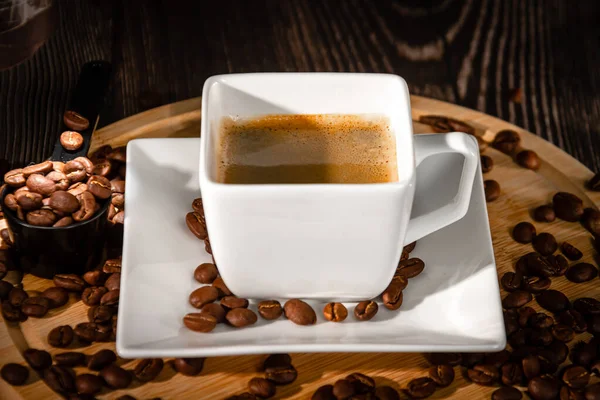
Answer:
[{"xmin": 1, "ymin": 96, "xmax": 599, "ymax": 399}]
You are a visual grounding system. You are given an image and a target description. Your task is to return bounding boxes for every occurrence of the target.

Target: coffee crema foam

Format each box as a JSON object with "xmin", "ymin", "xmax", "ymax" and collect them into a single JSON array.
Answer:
[{"xmin": 216, "ymin": 114, "xmax": 398, "ymax": 184}]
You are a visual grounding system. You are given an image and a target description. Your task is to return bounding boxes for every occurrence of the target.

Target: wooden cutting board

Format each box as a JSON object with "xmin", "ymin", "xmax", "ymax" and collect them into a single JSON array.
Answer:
[{"xmin": 1, "ymin": 95, "xmax": 599, "ymax": 400}]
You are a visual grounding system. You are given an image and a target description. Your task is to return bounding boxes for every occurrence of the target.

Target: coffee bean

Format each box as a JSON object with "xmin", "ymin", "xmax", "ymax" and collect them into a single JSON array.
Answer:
[
  {"xmin": 526, "ymin": 254, "xmax": 558, "ymax": 277},
  {"xmin": 560, "ymin": 387, "xmax": 585, "ymax": 400},
  {"xmin": 516, "ymin": 150, "xmax": 541, "ymax": 170},
  {"xmin": 396, "ymin": 257, "xmax": 425, "ymax": 278},
  {"xmin": 257, "ymin": 300, "xmax": 283, "ymax": 320},
  {"xmin": 63, "ymin": 110, "xmax": 90, "ymax": 131},
  {"xmin": 560, "ymin": 242, "xmax": 583, "ymax": 261},
  {"xmin": 186, "ymin": 212, "xmax": 207, "ymax": 240},
  {"xmin": 323, "ymin": 302, "xmax": 348, "ymax": 322},
  {"xmin": 529, "ymin": 328, "xmax": 553, "ymax": 346},
  {"xmin": 87, "ymin": 305, "xmax": 114, "ymax": 324},
  {"xmin": 54, "ymin": 352, "xmax": 86, "ymax": 367},
  {"xmin": 265, "ymin": 364, "xmax": 297, "ymax": 385},
  {"xmin": 587, "ymin": 314, "xmax": 600, "ymax": 335},
  {"xmin": 25, "ymin": 173, "xmax": 55, "ymax": 196},
  {"xmin": 346, "ymin": 372, "xmax": 375, "ymax": 394},
  {"xmin": 558, "ymin": 310, "xmax": 587, "ymax": 334},
  {"xmin": 562, "ymin": 365, "xmax": 589, "ymax": 389},
  {"xmin": 226, "ymin": 308, "xmax": 257, "ymax": 328},
  {"xmin": 183, "ymin": 312, "xmax": 217, "ymax": 332},
  {"xmin": 16, "ymin": 191, "xmax": 43, "ymax": 211},
  {"xmin": 54, "ymin": 274, "xmax": 86, "ymax": 292},
  {"xmin": 0, "ymin": 363, "xmax": 28, "ymax": 386},
  {"xmin": 47, "ymin": 191, "xmax": 79, "ymax": 214},
  {"xmin": 102, "ymin": 258, "xmax": 121, "ymax": 274},
  {"xmin": 42, "ymin": 287, "xmax": 69, "ymax": 308},
  {"xmin": 191, "ymin": 197, "xmax": 204, "ymax": 213},
  {"xmin": 522, "ymin": 276, "xmax": 551, "ymax": 293},
  {"xmin": 553, "ymin": 192, "xmax": 584, "ymax": 222},
  {"xmin": 189, "ymin": 286, "xmax": 219, "ymax": 309},
  {"xmin": 521, "ymin": 354, "xmax": 541, "ymax": 380},
  {"xmin": 566, "ymin": 263, "xmax": 598, "ymax": 283},
  {"xmin": 48, "ymin": 325, "xmax": 74, "ymax": 347},
  {"xmin": 403, "ymin": 241, "xmax": 417, "ymax": 253},
  {"xmin": 3, "ymin": 193, "xmax": 18, "ymax": 211},
  {"xmin": 248, "ymin": 377, "xmax": 276, "ymax": 398},
  {"xmin": 2, "ymin": 300, "xmax": 25, "ymax": 322},
  {"xmin": 536, "ymin": 290, "xmax": 571, "ymax": 313},
  {"xmin": 212, "ymin": 277, "xmax": 232, "ymax": 297},
  {"xmin": 87, "ymin": 175, "xmax": 112, "ymax": 200},
  {"xmin": 529, "ymin": 375, "xmax": 561, "ymax": 400},
  {"xmin": 492, "ymin": 130, "xmax": 520, "ymax": 154},
  {"xmin": 111, "ymin": 193, "xmax": 124, "ymax": 208},
  {"xmin": 513, "ymin": 222, "xmax": 536, "ymax": 244},
  {"xmin": 194, "ymin": 263, "xmax": 218, "ymax": 284},
  {"xmin": 312, "ymin": 384, "xmax": 335, "ymax": 400},
  {"xmin": 88, "ymin": 349, "xmax": 116, "ymax": 371},
  {"xmin": 104, "ymin": 272, "xmax": 121, "ymax": 291},
  {"xmin": 26, "ymin": 208, "xmax": 56, "ymax": 226},
  {"xmin": 382, "ymin": 283, "xmax": 403, "ymax": 310},
  {"xmin": 570, "ymin": 340, "xmax": 597, "ymax": 367},
  {"xmin": 428, "ymin": 364, "xmax": 454, "ymax": 387},
  {"xmin": 134, "ymin": 358, "xmax": 164, "ymax": 382},
  {"xmin": 72, "ymin": 191, "xmax": 96, "ymax": 222},
  {"xmin": 46, "ymin": 170, "xmax": 70, "ymax": 191},
  {"xmin": 547, "ymin": 341, "xmax": 569, "ymax": 364},
  {"xmin": 60, "ymin": 131, "xmax": 84, "ymax": 151},
  {"xmin": 220, "ymin": 296, "xmax": 249, "ymax": 310},
  {"xmin": 528, "ymin": 313, "xmax": 554, "ymax": 329},
  {"xmin": 283, "ymin": 299, "xmax": 317, "ymax": 325},
  {"xmin": 4, "ymin": 168, "xmax": 26, "ymax": 187},
  {"xmin": 67, "ymin": 182, "xmax": 88, "ymax": 197},
  {"xmin": 21, "ymin": 296, "xmax": 50, "ymax": 317},
  {"xmin": 354, "ymin": 300, "xmax": 378, "ymax": 321},
  {"xmin": 172, "ymin": 358, "xmax": 205, "ymax": 376},
  {"xmin": 587, "ymin": 173, "xmax": 600, "ymax": 192},
  {"xmin": 101, "ymin": 365, "xmax": 132, "ymax": 389},
  {"xmin": 51, "ymin": 216, "xmax": 72, "ymax": 227},
  {"xmin": 23, "ymin": 348, "xmax": 52, "ymax": 370},
  {"xmin": 100, "ymin": 289, "xmax": 119, "ymax": 306},
  {"xmin": 332, "ymin": 379, "xmax": 355, "ymax": 398},
  {"xmin": 91, "ymin": 158, "xmax": 113, "ymax": 178},
  {"xmin": 533, "ymin": 205, "xmax": 556, "ymax": 222},
  {"xmin": 374, "ymin": 386, "xmax": 400, "ymax": 400},
  {"xmin": 467, "ymin": 364, "xmax": 499, "ymax": 386},
  {"xmin": 389, "ymin": 274, "xmax": 408, "ymax": 290},
  {"xmin": 44, "ymin": 365, "xmax": 75, "ymax": 394},
  {"xmin": 405, "ymin": 377, "xmax": 436, "ymax": 398},
  {"xmin": 22, "ymin": 161, "xmax": 53, "ymax": 177},
  {"xmin": 501, "ymin": 272, "xmax": 522, "ymax": 292},
  {"xmin": 8, "ymin": 287, "xmax": 28, "ymax": 307},
  {"xmin": 75, "ymin": 373, "xmax": 103, "ymax": 395},
  {"xmin": 501, "ymin": 362, "xmax": 524, "ymax": 386},
  {"xmin": 262, "ymin": 355, "xmax": 291, "ymax": 372},
  {"xmin": 582, "ymin": 208, "xmax": 600, "ymax": 236},
  {"xmin": 532, "ymin": 233, "xmax": 557, "ymax": 256},
  {"xmin": 585, "ymin": 384, "xmax": 600, "ymax": 400},
  {"xmin": 574, "ymin": 297, "xmax": 600, "ymax": 315},
  {"xmin": 481, "ymin": 155, "xmax": 494, "ymax": 173},
  {"xmin": 196, "ymin": 303, "xmax": 225, "ymax": 324},
  {"xmin": 82, "ymin": 270, "xmax": 106, "ymax": 286},
  {"xmin": 514, "ymin": 253, "xmax": 532, "ymax": 276},
  {"xmin": 491, "ymin": 386, "xmax": 522, "ymax": 400},
  {"xmin": 484, "ymin": 180, "xmax": 501, "ymax": 202},
  {"xmin": 549, "ymin": 324, "xmax": 574, "ymax": 342},
  {"xmin": 81, "ymin": 286, "xmax": 108, "ymax": 306},
  {"xmin": 502, "ymin": 290, "xmax": 532, "ymax": 309}
]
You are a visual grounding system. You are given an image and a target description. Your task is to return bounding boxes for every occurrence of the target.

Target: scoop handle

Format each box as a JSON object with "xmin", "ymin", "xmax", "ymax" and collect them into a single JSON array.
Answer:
[{"xmin": 51, "ymin": 60, "xmax": 112, "ymax": 162}]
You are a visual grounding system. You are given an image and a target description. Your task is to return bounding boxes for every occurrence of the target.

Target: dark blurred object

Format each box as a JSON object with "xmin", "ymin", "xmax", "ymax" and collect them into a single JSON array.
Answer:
[{"xmin": 0, "ymin": 0, "xmax": 57, "ymax": 70}]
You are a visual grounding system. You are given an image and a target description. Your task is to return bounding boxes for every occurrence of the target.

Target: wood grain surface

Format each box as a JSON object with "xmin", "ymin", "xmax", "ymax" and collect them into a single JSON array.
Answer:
[
  {"xmin": 1, "ymin": 0, "xmax": 599, "ymax": 174},
  {"xmin": 1, "ymin": 95, "xmax": 599, "ymax": 399}
]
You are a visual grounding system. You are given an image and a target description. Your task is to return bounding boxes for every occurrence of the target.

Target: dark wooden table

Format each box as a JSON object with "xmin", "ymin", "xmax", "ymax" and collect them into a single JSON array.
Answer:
[{"xmin": 1, "ymin": 0, "xmax": 599, "ymax": 173}]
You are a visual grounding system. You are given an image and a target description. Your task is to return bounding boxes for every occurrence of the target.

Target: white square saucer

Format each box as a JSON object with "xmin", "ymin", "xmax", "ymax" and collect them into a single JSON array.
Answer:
[{"xmin": 116, "ymin": 138, "xmax": 505, "ymax": 358}]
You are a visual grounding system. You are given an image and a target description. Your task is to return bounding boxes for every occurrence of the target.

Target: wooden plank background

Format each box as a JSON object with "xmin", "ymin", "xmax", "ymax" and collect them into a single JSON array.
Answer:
[{"xmin": 0, "ymin": 0, "xmax": 599, "ymax": 173}]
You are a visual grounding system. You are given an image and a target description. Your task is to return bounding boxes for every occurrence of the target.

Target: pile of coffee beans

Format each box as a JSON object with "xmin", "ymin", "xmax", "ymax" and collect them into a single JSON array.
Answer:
[{"xmin": 226, "ymin": 354, "xmax": 297, "ymax": 399}]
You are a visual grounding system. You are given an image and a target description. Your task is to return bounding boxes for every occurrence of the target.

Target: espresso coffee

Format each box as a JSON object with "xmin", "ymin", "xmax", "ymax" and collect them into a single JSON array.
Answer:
[{"xmin": 216, "ymin": 114, "xmax": 398, "ymax": 184}]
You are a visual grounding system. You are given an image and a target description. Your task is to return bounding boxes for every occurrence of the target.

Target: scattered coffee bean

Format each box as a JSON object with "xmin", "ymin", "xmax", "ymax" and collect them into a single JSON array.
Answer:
[
  {"xmin": 21, "ymin": 296, "xmax": 50, "ymax": 317},
  {"xmin": 74, "ymin": 321, "xmax": 110, "ymax": 343},
  {"xmin": 87, "ymin": 175, "xmax": 112, "ymax": 199},
  {"xmin": 312, "ymin": 384, "xmax": 335, "ymax": 400},
  {"xmin": 284, "ymin": 299, "xmax": 317, "ymax": 325},
  {"xmin": 75, "ymin": 373, "xmax": 103, "ymax": 395},
  {"xmin": 54, "ymin": 351, "xmax": 86, "ymax": 367},
  {"xmin": 532, "ymin": 232, "xmax": 557, "ymax": 255},
  {"xmin": 189, "ymin": 286, "xmax": 219, "ymax": 309},
  {"xmin": 467, "ymin": 364, "xmax": 499, "ymax": 386},
  {"xmin": 428, "ymin": 364, "xmax": 454, "ymax": 387},
  {"xmin": 81, "ymin": 286, "xmax": 108, "ymax": 306},
  {"xmin": 186, "ymin": 212, "xmax": 208, "ymax": 240},
  {"xmin": 460, "ymin": 353, "xmax": 485, "ymax": 368},
  {"xmin": 529, "ymin": 328, "xmax": 553, "ymax": 346},
  {"xmin": 60, "ymin": 131, "xmax": 84, "ymax": 151},
  {"xmin": 582, "ymin": 208, "xmax": 600, "ymax": 235},
  {"xmin": 16, "ymin": 191, "xmax": 43, "ymax": 211},
  {"xmin": 484, "ymin": 180, "xmax": 501, "ymax": 202},
  {"xmin": 528, "ymin": 313, "xmax": 554, "ymax": 329},
  {"xmin": 184, "ymin": 312, "xmax": 217, "ymax": 332},
  {"xmin": 536, "ymin": 290, "xmax": 570, "ymax": 313},
  {"xmin": 88, "ymin": 305, "xmax": 114, "ymax": 324},
  {"xmin": 548, "ymin": 341, "xmax": 569, "ymax": 364},
  {"xmin": 354, "ymin": 300, "xmax": 378, "ymax": 321},
  {"xmin": 48, "ymin": 325, "xmax": 74, "ymax": 347},
  {"xmin": 503, "ymin": 290, "xmax": 532, "ymax": 309},
  {"xmin": 212, "ymin": 277, "xmax": 232, "ymax": 297},
  {"xmin": 562, "ymin": 365, "xmax": 589, "ymax": 389},
  {"xmin": 529, "ymin": 375, "xmax": 561, "ymax": 400},
  {"xmin": 500, "ymin": 362, "xmax": 524, "ymax": 386},
  {"xmin": 521, "ymin": 354, "xmax": 541, "ymax": 379},
  {"xmin": 566, "ymin": 263, "xmax": 598, "ymax": 283},
  {"xmin": 263, "ymin": 355, "xmax": 292, "ymax": 371},
  {"xmin": 53, "ymin": 274, "xmax": 85, "ymax": 292},
  {"xmin": 39, "ymin": 287, "xmax": 68, "ymax": 310},
  {"xmin": 221, "ymin": 296, "xmax": 249, "ymax": 310},
  {"xmin": 204, "ymin": 237, "xmax": 212, "ymax": 254},
  {"xmin": 522, "ymin": 276, "xmax": 551, "ymax": 294},
  {"xmin": 419, "ymin": 115, "xmax": 475, "ymax": 135},
  {"xmin": 533, "ymin": 205, "xmax": 555, "ymax": 222},
  {"xmin": 1, "ymin": 300, "xmax": 25, "ymax": 322},
  {"xmin": 194, "ymin": 263, "xmax": 218, "ymax": 284},
  {"xmin": 23, "ymin": 348, "xmax": 52, "ymax": 370},
  {"xmin": 134, "ymin": 358, "xmax": 164, "ymax": 382},
  {"xmin": 500, "ymin": 272, "xmax": 522, "ymax": 292},
  {"xmin": 560, "ymin": 242, "xmax": 583, "ymax": 261},
  {"xmin": 264, "ymin": 362, "xmax": 298, "ymax": 386},
  {"xmin": 257, "ymin": 300, "xmax": 283, "ymax": 320},
  {"xmin": 346, "ymin": 372, "xmax": 375, "ymax": 394},
  {"xmin": 570, "ymin": 340, "xmax": 597, "ymax": 367},
  {"xmin": 389, "ymin": 274, "xmax": 408, "ymax": 290},
  {"xmin": 200, "ymin": 303, "xmax": 226, "ymax": 323},
  {"xmin": 44, "ymin": 365, "xmax": 75, "ymax": 394},
  {"xmin": 4, "ymin": 169, "xmax": 26, "ymax": 187},
  {"xmin": 100, "ymin": 289, "xmax": 120, "ymax": 306},
  {"xmin": 82, "ymin": 270, "xmax": 106, "ymax": 286},
  {"xmin": 172, "ymin": 358, "xmax": 205, "ymax": 376},
  {"xmin": 513, "ymin": 222, "xmax": 536, "ymax": 244},
  {"xmin": 405, "ymin": 377, "xmax": 436, "ymax": 398},
  {"xmin": 553, "ymin": 192, "xmax": 584, "ymax": 222},
  {"xmin": 382, "ymin": 284, "xmax": 403, "ymax": 310},
  {"xmin": 192, "ymin": 198, "xmax": 204, "ymax": 213},
  {"xmin": 63, "ymin": 110, "xmax": 89, "ymax": 131},
  {"xmin": 332, "ymin": 379, "xmax": 355, "ymax": 398},
  {"xmin": 8, "ymin": 287, "xmax": 28, "ymax": 307},
  {"xmin": 491, "ymin": 386, "xmax": 522, "ymax": 400},
  {"xmin": 104, "ymin": 272, "xmax": 121, "ymax": 291},
  {"xmin": 573, "ymin": 297, "xmax": 600, "ymax": 315},
  {"xmin": 88, "ymin": 349, "xmax": 117, "ymax": 371},
  {"xmin": 492, "ymin": 130, "xmax": 520, "ymax": 154},
  {"xmin": 1, "ymin": 363, "xmax": 29, "ymax": 386},
  {"xmin": 101, "ymin": 364, "xmax": 132, "ymax": 389},
  {"xmin": 516, "ymin": 149, "xmax": 541, "ymax": 170},
  {"xmin": 558, "ymin": 309, "xmax": 587, "ymax": 332},
  {"xmin": 549, "ymin": 323, "xmax": 574, "ymax": 342},
  {"xmin": 395, "ymin": 257, "xmax": 425, "ymax": 279},
  {"xmin": 226, "ymin": 308, "xmax": 258, "ymax": 328},
  {"xmin": 102, "ymin": 258, "xmax": 121, "ymax": 273},
  {"xmin": 323, "ymin": 302, "xmax": 348, "ymax": 322},
  {"xmin": 248, "ymin": 377, "xmax": 276, "ymax": 398},
  {"xmin": 481, "ymin": 155, "xmax": 494, "ymax": 173},
  {"xmin": 424, "ymin": 353, "xmax": 462, "ymax": 366}
]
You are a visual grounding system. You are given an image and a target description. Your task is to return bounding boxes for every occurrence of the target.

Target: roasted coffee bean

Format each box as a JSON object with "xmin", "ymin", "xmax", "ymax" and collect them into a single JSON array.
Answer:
[
  {"xmin": 88, "ymin": 349, "xmax": 116, "ymax": 370},
  {"xmin": 529, "ymin": 375, "xmax": 561, "ymax": 400},
  {"xmin": 106, "ymin": 147, "xmax": 126, "ymax": 163},
  {"xmin": 172, "ymin": 358, "xmax": 205, "ymax": 376},
  {"xmin": 1, "ymin": 363, "xmax": 29, "ymax": 386},
  {"xmin": 63, "ymin": 110, "xmax": 89, "ymax": 131},
  {"xmin": 374, "ymin": 386, "xmax": 400, "ymax": 400},
  {"xmin": 534, "ymin": 205, "xmax": 556, "ymax": 222},
  {"xmin": 16, "ymin": 191, "xmax": 42, "ymax": 211},
  {"xmin": 481, "ymin": 155, "xmax": 494, "ymax": 173},
  {"xmin": 419, "ymin": 115, "xmax": 475, "ymax": 135},
  {"xmin": 47, "ymin": 325, "xmax": 74, "ymax": 347},
  {"xmin": 21, "ymin": 296, "xmax": 50, "ymax": 317},
  {"xmin": 111, "ymin": 193, "xmax": 124, "ymax": 208},
  {"xmin": 204, "ymin": 237, "xmax": 212, "ymax": 254},
  {"xmin": 191, "ymin": 197, "xmax": 204, "ymax": 214},
  {"xmin": 44, "ymin": 365, "xmax": 75, "ymax": 394},
  {"xmin": 100, "ymin": 289, "xmax": 119, "ymax": 306},
  {"xmin": 23, "ymin": 348, "xmax": 52, "ymax": 370},
  {"xmin": 72, "ymin": 157, "xmax": 93, "ymax": 175},
  {"xmin": 54, "ymin": 352, "xmax": 86, "ymax": 367},
  {"xmin": 194, "ymin": 263, "xmax": 218, "ymax": 284},
  {"xmin": 25, "ymin": 173, "xmax": 55, "ymax": 196},
  {"xmin": 551, "ymin": 324, "xmax": 574, "ymax": 342},
  {"xmin": 8, "ymin": 287, "xmax": 28, "ymax": 307},
  {"xmin": 558, "ymin": 310, "xmax": 587, "ymax": 332},
  {"xmin": 468, "ymin": 364, "xmax": 499, "ymax": 386},
  {"xmin": 574, "ymin": 297, "xmax": 600, "ymax": 315},
  {"xmin": 560, "ymin": 387, "xmax": 585, "ymax": 400},
  {"xmin": 3, "ymin": 193, "xmax": 18, "ymax": 211},
  {"xmin": 60, "ymin": 131, "xmax": 84, "ymax": 151},
  {"xmin": 522, "ymin": 276, "xmax": 551, "ymax": 293},
  {"xmin": 354, "ymin": 300, "xmax": 378, "ymax": 321},
  {"xmin": 111, "ymin": 209, "xmax": 124, "ymax": 224},
  {"xmin": 67, "ymin": 182, "xmax": 88, "ymax": 197},
  {"xmin": 566, "ymin": 263, "xmax": 598, "ymax": 283},
  {"xmin": 346, "ymin": 372, "xmax": 375, "ymax": 394},
  {"xmin": 284, "ymin": 299, "xmax": 317, "ymax": 325},
  {"xmin": 332, "ymin": 379, "xmax": 355, "ymax": 398},
  {"xmin": 492, "ymin": 130, "xmax": 520, "ymax": 154},
  {"xmin": 248, "ymin": 377, "xmax": 276, "ymax": 398},
  {"xmin": 509, "ymin": 329, "xmax": 530, "ymax": 348},
  {"xmin": 183, "ymin": 312, "xmax": 217, "ymax": 332},
  {"xmin": 75, "ymin": 373, "xmax": 103, "ymax": 395},
  {"xmin": 582, "ymin": 208, "xmax": 600, "ymax": 235},
  {"xmin": 72, "ymin": 191, "xmax": 96, "ymax": 222},
  {"xmin": 42, "ymin": 287, "xmax": 69, "ymax": 308},
  {"xmin": 484, "ymin": 180, "xmax": 501, "ymax": 202},
  {"xmin": 48, "ymin": 191, "xmax": 80, "ymax": 213},
  {"xmin": 104, "ymin": 272, "xmax": 121, "ymax": 291},
  {"xmin": 186, "ymin": 212, "xmax": 207, "ymax": 240},
  {"xmin": 382, "ymin": 283, "xmax": 403, "ymax": 310},
  {"xmin": 529, "ymin": 313, "xmax": 554, "ymax": 329},
  {"xmin": 529, "ymin": 328, "xmax": 553, "ymax": 346},
  {"xmin": 47, "ymin": 170, "xmax": 69, "ymax": 191},
  {"xmin": 82, "ymin": 270, "xmax": 106, "ymax": 286},
  {"xmin": 405, "ymin": 377, "xmax": 436, "ymax": 398},
  {"xmin": 189, "ymin": 286, "xmax": 218, "ymax": 309},
  {"xmin": 554, "ymin": 254, "xmax": 569, "ymax": 276},
  {"xmin": 503, "ymin": 312, "xmax": 520, "ymax": 336},
  {"xmin": 226, "ymin": 308, "xmax": 258, "ymax": 327},
  {"xmin": 102, "ymin": 258, "xmax": 121, "ymax": 274},
  {"xmin": 87, "ymin": 175, "xmax": 112, "ymax": 199},
  {"xmin": 516, "ymin": 150, "xmax": 541, "ymax": 170},
  {"xmin": 403, "ymin": 241, "xmax": 417, "ymax": 253},
  {"xmin": 312, "ymin": 385, "xmax": 335, "ymax": 400},
  {"xmin": 258, "ymin": 300, "xmax": 283, "ymax": 320},
  {"xmin": 220, "ymin": 296, "xmax": 249, "ymax": 310},
  {"xmin": 134, "ymin": 358, "xmax": 164, "ymax": 382},
  {"xmin": 2, "ymin": 300, "xmax": 25, "ymax": 322},
  {"xmin": 587, "ymin": 314, "xmax": 600, "ymax": 335},
  {"xmin": 537, "ymin": 290, "xmax": 571, "ymax": 313},
  {"xmin": 562, "ymin": 365, "xmax": 589, "ymax": 389},
  {"xmin": 513, "ymin": 222, "xmax": 536, "ymax": 243},
  {"xmin": 323, "ymin": 302, "xmax": 348, "ymax": 322},
  {"xmin": 522, "ymin": 354, "xmax": 542, "ymax": 380},
  {"xmin": 26, "ymin": 208, "xmax": 56, "ymax": 226},
  {"xmin": 265, "ymin": 364, "xmax": 298, "ymax": 385},
  {"xmin": 585, "ymin": 384, "xmax": 600, "ymax": 400},
  {"xmin": 389, "ymin": 274, "xmax": 408, "ymax": 290},
  {"xmin": 553, "ymin": 192, "xmax": 584, "ymax": 222},
  {"xmin": 81, "ymin": 286, "xmax": 108, "ymax": 306},
  {"xmin": 53, "ymin": 216, "xmax": 73, "ymax": 227},
  {"xmin": 396, "ymin": 257, "xmax": 425, "ymax": 278},
  {"xmin": 75, "ymin": 322, "xmax": 111, "ymax": 343},
  {"xmin": 54, "ymin": 274, "xmax": 86, "ymax": 292},
  {"xmin": 532, "ymin": 233, "xmax": 558, "ymax": 256},
  {"xmin": 428, "ymin": 364, "xmax": 454, "ymax": 387},
  {"xmin": 101, "ymin": 365, "xmax": 132, "ymax": 389},
  {"xmin": 548, "ymin": 340, "xmax": 569, "ymax": 364},
  {"xmin": 22, "ymin": 161, "xmax": 53, "ymax": 177},
  {"xmin": 4, "ymin": 168, "xmax": 26, "ymax": 187},
  {"xmin": 561, "ymin": 242, "xmax": 583, "ymax": 261},
  {"xmin": 92, "ymin": 159, "xmax": 113, "ymax": 177},
  {"xmin": 197, "ymin": 303, "xmax": 225, "ymax": 324},
  {"xmin": 501, "ymin": 362, "xmax": 524, "ymax": 386},
  {"xmin": 212, "ymin": 277, "xmax": 232, "ymax": 297},
  {"xmin": 88, "ymin": 305, "xmax": 114, "ymax": 324},
  {"xmin": 570, "ymin": 341, "xmax": 597, "ymax": 367},
  {"xmin": 491, "ymin": 387, "xmax": 522, "ymax": 400},
  {"xmin": 502, "ymin": 290, "xmax": 532, "ymax": 309},
  {"xmin": 527, "ymin": 253, "xmax": 559, "ymax": 277},
  {"xmin": 501, "ymin": 272, "xmax": 522, "ymax": 291}
]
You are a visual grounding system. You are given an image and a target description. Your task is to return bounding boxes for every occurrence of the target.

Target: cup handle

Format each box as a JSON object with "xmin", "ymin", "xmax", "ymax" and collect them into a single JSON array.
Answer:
[{"xmin": 403, "ymin": 132, "xmax": 479, "ymax": 245}]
